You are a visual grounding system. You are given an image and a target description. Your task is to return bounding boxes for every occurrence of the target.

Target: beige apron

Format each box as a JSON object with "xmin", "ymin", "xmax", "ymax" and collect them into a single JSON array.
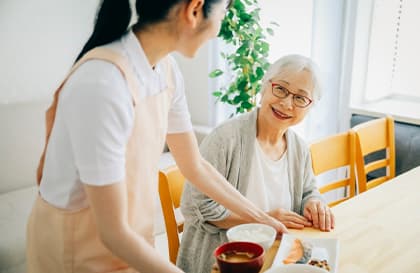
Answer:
[{"xmin": 27, "ymin": 47, "xmax": 174, "ymax": 273}]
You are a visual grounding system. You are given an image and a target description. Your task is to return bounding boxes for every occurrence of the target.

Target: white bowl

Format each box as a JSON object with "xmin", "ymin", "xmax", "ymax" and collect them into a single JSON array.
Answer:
[
  {"xmin": 265, "ymin": 264, "xmax": 328, "ymax": 273},
  {"xmin": 226, "ymin": 223, "xmax": 276, "ymax": 250}
]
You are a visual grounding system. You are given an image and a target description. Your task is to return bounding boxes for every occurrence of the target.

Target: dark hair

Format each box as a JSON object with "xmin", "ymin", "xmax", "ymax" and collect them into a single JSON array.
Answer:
[
  {"xmin": 75, "ymin": 0, "xmax": 131, "ymax": 62},
  {"xmin": 133, "ymin": 0, "xmax": 232, "ymax": 31},
  {"xmin": 76, "ymin": 0, "xmax": 231, "ymax": 62}
]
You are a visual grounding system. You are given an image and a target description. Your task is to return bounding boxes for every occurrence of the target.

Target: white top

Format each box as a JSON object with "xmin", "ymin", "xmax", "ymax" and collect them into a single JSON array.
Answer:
[
  {"xmin": 39, "ymin": 31, "xmax": 192, "ymax": 210},
  {"xmin": 246, "ymin": 140, "xmax": 292, "ymax": 212}
]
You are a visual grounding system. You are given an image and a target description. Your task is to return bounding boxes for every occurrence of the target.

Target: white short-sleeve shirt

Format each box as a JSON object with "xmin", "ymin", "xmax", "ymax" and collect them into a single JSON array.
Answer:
[
  {"xmin": 39, "ymin": 31, "xmax": 193, "ymax": 210},
  {"xmin": 246, "ymin": 140, "xmax": 292, "ymax": 212}
]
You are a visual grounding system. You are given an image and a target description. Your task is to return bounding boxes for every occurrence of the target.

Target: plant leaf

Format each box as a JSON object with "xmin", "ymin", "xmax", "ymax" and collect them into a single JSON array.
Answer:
[
  {"xmin": 241, "ymin": 100, "xmax": 254, "ymax": 110},
  {"xmin": 212, "ymin": 91, "xmax": 223, "ymax": 97},
  {"xmin": 210, "ymin": 0, "xmax": 271, "ymax": 115},
  {"xmin": 209, "ymin": 69, "xmax": 224, "ymax": 78},
  {"xmin": 256, "ymin": 67, "xmax": 264, "ymax": 78}
]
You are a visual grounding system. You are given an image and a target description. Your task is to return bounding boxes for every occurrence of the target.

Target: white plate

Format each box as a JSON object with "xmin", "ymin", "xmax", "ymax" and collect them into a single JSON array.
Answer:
[{"xmin": 271, "ymin": 234, "xmax": 339, "ymax": 273}]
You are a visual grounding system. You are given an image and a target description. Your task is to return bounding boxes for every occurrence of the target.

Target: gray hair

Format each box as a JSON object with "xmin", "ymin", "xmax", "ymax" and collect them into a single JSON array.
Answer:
[{"xmin": 261, "ymin": 54, "xmax": 322, "ymax": 101}]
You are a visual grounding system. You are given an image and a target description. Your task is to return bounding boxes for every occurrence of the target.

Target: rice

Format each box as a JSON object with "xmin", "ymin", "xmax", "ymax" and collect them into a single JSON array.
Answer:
[{"xmin": 230, "ymin": 227, "xmax": 272, "ymax": 243}]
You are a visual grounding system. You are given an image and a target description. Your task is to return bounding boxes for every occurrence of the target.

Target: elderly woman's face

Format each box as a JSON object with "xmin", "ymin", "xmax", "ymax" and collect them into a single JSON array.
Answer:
[{"xmin": 259, "ymin": 68, "xmax": 314, "ymax": 129}]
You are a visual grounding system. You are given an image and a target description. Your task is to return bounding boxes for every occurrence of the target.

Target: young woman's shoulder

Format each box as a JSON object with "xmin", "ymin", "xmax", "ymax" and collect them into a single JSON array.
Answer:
[
  {"xmin": 59, "ymin": 58, "xmax": 134, "ymax": 129},
  {"xmin": 164, "ymin": 53, "xmax": 184, "ymax": 86},
  {"xmin": 76, "ymin": 57, "xmax": 126, "ymax": 83}
]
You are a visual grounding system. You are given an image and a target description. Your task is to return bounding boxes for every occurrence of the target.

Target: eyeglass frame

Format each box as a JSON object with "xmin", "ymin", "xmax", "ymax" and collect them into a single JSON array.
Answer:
[{"xmin": 269, "ymin": 81, "xmax": 313, "ymax": 108}]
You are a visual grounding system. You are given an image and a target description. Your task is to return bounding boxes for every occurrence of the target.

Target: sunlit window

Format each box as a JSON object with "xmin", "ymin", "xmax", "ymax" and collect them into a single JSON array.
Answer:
[
  {"xmin": 350, "ymin": 0, "xmax": 420, "ymax": 124},
  {"xmin": 365, "ymin": 0, "xmax": 420, "ymax": 101}
]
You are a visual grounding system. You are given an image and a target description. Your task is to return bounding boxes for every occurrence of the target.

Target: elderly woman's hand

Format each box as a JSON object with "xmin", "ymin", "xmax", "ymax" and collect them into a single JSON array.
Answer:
[
  {"xmin": 268, "ymin": 208, "xmax": 312, "ymax": 229},
  {"xmin": 303, "ymin": 199, "xmax": 335, "ymax": 231}
]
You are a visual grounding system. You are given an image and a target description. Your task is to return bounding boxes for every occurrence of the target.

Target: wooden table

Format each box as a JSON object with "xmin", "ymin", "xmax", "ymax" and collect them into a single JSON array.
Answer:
[{"xmin": 212, "ymin": 166, "xmax": 420, "ymax": 273}]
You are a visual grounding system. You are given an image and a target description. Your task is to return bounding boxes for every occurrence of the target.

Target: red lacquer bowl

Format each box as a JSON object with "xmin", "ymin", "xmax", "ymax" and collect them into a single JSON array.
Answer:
[{"xmin": 214, "ymin": 241, "xmax": 265, "ymax": 273}]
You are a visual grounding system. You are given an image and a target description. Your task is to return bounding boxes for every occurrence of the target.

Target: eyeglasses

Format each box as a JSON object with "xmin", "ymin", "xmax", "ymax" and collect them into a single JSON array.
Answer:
[{"xmin": 270, "ymin": 82, "xmax": 313, "ymax": 108}]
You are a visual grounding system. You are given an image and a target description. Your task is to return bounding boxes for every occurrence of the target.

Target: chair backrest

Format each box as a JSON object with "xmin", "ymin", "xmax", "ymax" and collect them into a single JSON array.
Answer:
[
  {"xmin": 351, "ymin": 116, "xmax": 396, "ymax": 193},
  {"xmin": 309, "ymin": 131, "xmax": 356, "ymax": 207},
  {"xmin": 158, "ymin": 165, "xmax": 186, "ymax": 264}
]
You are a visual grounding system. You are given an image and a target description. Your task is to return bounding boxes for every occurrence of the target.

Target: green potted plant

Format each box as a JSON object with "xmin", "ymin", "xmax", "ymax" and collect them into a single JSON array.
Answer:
[{"xmin": 209, "ymin": 0, "xmax": 277, "ymax": 114}]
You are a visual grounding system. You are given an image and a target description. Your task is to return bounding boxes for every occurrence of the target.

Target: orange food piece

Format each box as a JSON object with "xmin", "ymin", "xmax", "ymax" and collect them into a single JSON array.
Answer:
[{"xmin": 283, "ymin": 239, "xmax": 304, "ymax": 264}]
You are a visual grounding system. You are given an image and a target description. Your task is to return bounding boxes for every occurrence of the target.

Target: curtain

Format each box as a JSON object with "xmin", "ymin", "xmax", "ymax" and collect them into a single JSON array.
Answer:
[{"xmin": 305, "ymin": 0, "xmax": 351, "ymax": 142}]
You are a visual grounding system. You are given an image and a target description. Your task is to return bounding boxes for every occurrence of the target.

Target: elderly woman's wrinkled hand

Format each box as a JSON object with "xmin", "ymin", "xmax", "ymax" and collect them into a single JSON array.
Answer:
[
  {"xmin": 303, "ymin": 199, "xmax": 335, "ymax": 231},
  {"xmin": 268, "ymin": 208, "xmax": 312, "ymax": 229}
]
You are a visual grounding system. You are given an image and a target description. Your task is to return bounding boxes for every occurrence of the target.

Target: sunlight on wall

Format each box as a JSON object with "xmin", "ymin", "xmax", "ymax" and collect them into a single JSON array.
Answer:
[{"xmin": 260, "ymin": 0, "xmax": 313, "ymax": 62}]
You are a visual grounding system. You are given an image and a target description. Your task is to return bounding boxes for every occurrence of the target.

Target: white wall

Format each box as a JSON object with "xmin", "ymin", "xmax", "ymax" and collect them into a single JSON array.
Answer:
[
  {"xmin": 0, "ymin": 0, "xmax": 99, "ymax": 103},
  {"xmin": 173, "ymin": 44, "xmax": 212, "ymax": 126},
  {"xmin": 260, "ymin": 0, "xmax": 313, "ymax": 62}
]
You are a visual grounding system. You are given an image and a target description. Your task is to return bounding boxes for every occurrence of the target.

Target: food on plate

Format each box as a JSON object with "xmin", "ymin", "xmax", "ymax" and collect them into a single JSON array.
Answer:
[
  {"xmin": 283, "ymin": 238, "xmax": 312, "ymax": 264},
  {"xmin": 282, "ymin": 238, "xmax": 332, "ymax": 271},
  {"xmin": 308, "ymin": 259, "xmax": 331, "ymax": 271}
]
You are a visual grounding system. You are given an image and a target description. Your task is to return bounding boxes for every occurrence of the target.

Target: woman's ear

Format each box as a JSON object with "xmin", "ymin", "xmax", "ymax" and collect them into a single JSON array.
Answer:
[{"xmin": 185, "ymin": 0, "xmax": 205, "ymax": 28}]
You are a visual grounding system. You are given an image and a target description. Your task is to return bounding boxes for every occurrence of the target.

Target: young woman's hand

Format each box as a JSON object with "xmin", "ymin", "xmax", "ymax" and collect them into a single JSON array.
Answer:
[
  {"xmin": 303, "ymin": 199, "xmax": 335, "ymax": 231},
  {"xmin": 261, "ymin": 214, "xmax": 289, "ymax": 234},
  {"xmin": 268, "ymin": 208, "xmax": 312, "ymax": 229}
]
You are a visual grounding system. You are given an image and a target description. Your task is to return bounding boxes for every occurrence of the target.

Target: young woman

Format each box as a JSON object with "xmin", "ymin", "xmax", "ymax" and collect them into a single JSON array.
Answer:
[
  {"xmin": 26, "ymin": 0, "xmax": 287, "ymax": 273},
  {"xmin": 177, "ymin": 55, "xmax": 335, "ymax": 273}
]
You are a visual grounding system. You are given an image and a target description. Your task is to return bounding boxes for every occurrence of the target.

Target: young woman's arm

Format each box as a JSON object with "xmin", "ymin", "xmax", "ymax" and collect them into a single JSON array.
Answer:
[
  {"xmin": 209, "ymin": 208, "xmax": 311, "ymax": 230},
  {"xmin": 84, "ymin": 183, "xmax": 184, "ymax": 273},
  {"xmin": 166, "ymin": 131, "xmax": 288, "ymax": 233}
]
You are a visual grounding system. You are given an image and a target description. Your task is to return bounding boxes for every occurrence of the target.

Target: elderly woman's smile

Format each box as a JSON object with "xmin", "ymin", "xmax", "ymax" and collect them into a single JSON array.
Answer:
[{"xmin": 271, "ymin": 106, "xmax": 292, "ymax": 120}]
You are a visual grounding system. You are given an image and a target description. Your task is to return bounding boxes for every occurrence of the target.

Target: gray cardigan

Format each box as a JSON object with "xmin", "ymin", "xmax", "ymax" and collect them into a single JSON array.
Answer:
[{"xmin": 176, "ymin": 109, "xmax": 323, "ymax": 273}]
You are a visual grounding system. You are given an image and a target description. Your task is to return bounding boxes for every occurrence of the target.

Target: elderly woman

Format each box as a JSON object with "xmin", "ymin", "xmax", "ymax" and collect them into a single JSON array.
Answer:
[{"xmin": 176, "ymin": 54, "xmax": 334, "ymax": 273}]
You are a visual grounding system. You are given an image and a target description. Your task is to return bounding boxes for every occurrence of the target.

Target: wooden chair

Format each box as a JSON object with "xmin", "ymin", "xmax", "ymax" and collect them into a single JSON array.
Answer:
[
  {"xmin": 158, "ymin": 165, "xmax": 186, "ymax": 264},
  {"xmin": 352, "ymin": 116, "xmax": 396, "ymax": 193},
  {"xmin": 310, "ymin": 131, "xmax": 356, "ymax": 207}
]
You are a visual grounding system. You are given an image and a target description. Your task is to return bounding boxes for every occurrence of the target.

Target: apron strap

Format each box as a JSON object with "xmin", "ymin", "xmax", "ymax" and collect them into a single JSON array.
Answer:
[{"xmin": 36, "ymin": 47, "xmax": 139, "ymax": 184}]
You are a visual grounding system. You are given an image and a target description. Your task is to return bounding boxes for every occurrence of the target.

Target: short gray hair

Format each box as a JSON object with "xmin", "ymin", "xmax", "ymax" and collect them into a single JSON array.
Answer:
[{"xmin": 261, "ymin": 54, "xmax": 322, "ymax": 101}]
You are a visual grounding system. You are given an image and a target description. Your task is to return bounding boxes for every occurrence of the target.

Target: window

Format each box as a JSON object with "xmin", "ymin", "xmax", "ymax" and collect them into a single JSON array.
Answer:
[
  {"xmin": 349, "ymin": 0, "xmax": 420, "ymax": 125},
  {"xmin": 366, "ymin": 0, "xmax": 420, "ymax": 100}
]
